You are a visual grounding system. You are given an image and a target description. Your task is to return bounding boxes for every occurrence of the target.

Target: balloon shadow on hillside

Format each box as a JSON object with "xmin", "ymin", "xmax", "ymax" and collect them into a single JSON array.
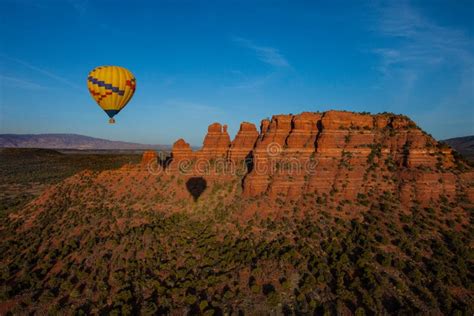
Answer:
[{"xmin": 186, "ymin": 177, "xmax": 207, "ymax": 201}]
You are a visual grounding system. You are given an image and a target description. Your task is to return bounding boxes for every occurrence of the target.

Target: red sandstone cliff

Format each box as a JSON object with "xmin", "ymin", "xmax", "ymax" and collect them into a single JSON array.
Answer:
[
  {"xmin": 243, "ymin": 111, "xmax": 458, "ymax": 205},
  {"xmin": 197, "ymin": 123, "xmax": 231, "ymax": 159},
  {"xmin": 228, "ymin": 122, "xmax": 259, "ymax": 161},
  {"xmin": 171, "ymin": 138, "xmax": 194, "ymax": 161},
  {"xmin": 141, "ymin": 150, "xmax": 157, "ymax": 166},
  {"xmin": 155, "ymin": 110, "xmax": 470, "ymax": 208}
]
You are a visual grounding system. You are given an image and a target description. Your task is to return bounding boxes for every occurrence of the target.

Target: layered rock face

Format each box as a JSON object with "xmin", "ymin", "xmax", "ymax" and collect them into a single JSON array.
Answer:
[
  {"xmin": 171, "ymin": 138, "xmax": 194, "ymax": 161},
  {"xmin": 242, "ymin": 111, "xmax": 459, "ymax": 206},
  {"xmin": 144, "ymin": 110, "xmax": 470, "ymax": 207},
  {"xmin": 244, "ymin": 112, "xmax": 322, "ymax": 198},
  {"xmin": 228, "ymin": 122, "xmax": 259, "ymax": 161},
  {"xmin": 141, "ymin": 150, "xmax": 157, "ymax": 166},
  {"xmin": 197, "ymin": 123, "xmax": 231, "ymax": 159}
]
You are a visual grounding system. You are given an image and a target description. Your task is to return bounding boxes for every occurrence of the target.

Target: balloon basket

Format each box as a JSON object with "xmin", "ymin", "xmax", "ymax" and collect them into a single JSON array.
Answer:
[{"xmin": 109, "ymin": 118, "xmax": 116, "ymax": 124}]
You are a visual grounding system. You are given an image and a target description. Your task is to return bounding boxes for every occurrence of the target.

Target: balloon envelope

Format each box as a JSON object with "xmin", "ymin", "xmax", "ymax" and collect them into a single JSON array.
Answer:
[{"xmin": 87, "ymin": 66, "xmax": 136, "ymax": 122}]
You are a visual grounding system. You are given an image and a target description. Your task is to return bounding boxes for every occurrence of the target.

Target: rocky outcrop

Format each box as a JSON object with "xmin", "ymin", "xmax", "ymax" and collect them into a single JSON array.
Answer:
[
  {"xmin": 320, "ymin": 110, "xmax": 373, "ymax": 130},
  {"xmin": 240, "ymin": 111, "xmax": 461, "ymax": 206},
  {"xmin": 243, "ymin": 113, "xmax": 323, "ymax": 198},
  {"xmin": 141, "ymin": 150, "xmax": 157, "ymax": 166},
  {"xmin": 197, "ymin": 123, "xmax": 231, "ymax": 159},
  {"xmin": 163, "ymin": 110, "xmax": 470, "ymax": 208},
  {"xmin": 228, "ymin": 122, "xmax": 259, "ymax": 161},
  {"xmin": 171, "ymin": 138, "xmax": 194, "ymax": 161},
  {"xmin": 286, "ymin": 112, "xmax": 321, "ymax": 151}
]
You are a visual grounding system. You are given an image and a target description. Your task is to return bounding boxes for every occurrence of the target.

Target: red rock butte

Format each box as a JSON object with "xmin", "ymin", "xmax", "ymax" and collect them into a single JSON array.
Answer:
[
  {"xmin": 141, "ymin": 150, "xmax": 157, "ymax": 166},
  {"xmin": 143, "ymin": 110, "xmax": 473, "ymax": 208}
]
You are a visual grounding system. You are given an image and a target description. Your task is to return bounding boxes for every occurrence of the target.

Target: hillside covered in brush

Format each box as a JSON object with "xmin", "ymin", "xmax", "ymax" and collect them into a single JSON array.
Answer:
[{"xmin": 0, "ymin": 110, "xmax": 473, "ymax": 315}]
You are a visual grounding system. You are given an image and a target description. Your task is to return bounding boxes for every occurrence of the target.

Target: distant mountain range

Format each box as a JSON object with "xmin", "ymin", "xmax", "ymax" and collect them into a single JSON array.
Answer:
[
  {"xmin": 442, "ymin": 135, "xmax": 474, "ymax": 161},
  {"xmin": 0, "ymin": 133, "xmax": 171, "ymax": 150},
  {"xmin": 1, "ymin": 133, "xmax": 472, "ymax": 157}
]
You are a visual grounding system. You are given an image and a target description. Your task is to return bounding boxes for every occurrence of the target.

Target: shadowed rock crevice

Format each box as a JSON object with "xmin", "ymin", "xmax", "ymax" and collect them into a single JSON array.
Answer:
[
  {"xmin": 240, "ymin": 151, "xmax": 255, "ymax": 190},
  {"xmin": 160, "ymin": 155, "xmax": 172, "ymax": 168}
]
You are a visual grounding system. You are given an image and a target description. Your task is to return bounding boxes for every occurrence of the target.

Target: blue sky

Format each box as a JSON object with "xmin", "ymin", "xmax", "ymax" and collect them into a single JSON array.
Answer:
[{"xmin": 0, "ymin": 0, "xmax": 473, "ymax": 145}]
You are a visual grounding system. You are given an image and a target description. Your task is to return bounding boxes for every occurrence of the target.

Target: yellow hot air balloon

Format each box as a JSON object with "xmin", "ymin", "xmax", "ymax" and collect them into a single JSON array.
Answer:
[{"xmin": 87, "ymin": 65, "xmax": 136, "ymax": 123}]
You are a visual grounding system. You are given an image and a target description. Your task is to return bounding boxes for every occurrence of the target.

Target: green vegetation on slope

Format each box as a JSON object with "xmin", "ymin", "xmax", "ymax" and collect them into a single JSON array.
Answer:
[
  {"xmin": 0, "ymin": 148, "xmax": 141, "ymax": 185},
  {"xmin": 0, "ymin": 185, "xmax": 472, "ymax": 315},
  {"xmin": 0, "ymin": 148, "xmax": 140, "ymax": 218},
  {"xmin": 0, "ymin": 145, "xmax": 472, "ymax": 315}
]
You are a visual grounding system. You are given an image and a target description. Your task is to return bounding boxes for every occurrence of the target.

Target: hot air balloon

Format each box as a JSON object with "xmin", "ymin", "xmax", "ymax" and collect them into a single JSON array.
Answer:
[{"xmin": 87, "ymin": 66, "xmax": 136, "ymax": 123}]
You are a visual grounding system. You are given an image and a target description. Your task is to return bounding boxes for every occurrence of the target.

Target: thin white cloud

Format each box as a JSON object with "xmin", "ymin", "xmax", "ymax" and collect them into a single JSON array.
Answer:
[
  {"xmin": 0, "ymin": 75, "xmax": 47, "ymax": 90},
  {"xmin": 369, "ymin": 2, "xmax": 474, "ymax": 137},
  {"xmin": 223, "ymin": 72, "xmax": 275, "ymax": 90},
  {"xmin": 372, "ymin": 2, "xmax": 474, "ymax": 87},
  {"xmin": 3, "ymin": 56, "xmax": 81, "ymax": 90},
  {"xmin": 233, "ymin": 37, "xmax": 291, "ymax": 68},
  {"xmin": 227, "ymin": 38, "xmax": 291, "ymax": 92}
]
